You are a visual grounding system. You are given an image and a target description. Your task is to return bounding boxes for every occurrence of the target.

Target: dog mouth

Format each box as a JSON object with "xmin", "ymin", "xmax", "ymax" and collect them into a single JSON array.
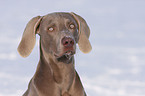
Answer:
[{"xmin": 54, "ymin": 50, "xmax": 75, "ymax": 64}]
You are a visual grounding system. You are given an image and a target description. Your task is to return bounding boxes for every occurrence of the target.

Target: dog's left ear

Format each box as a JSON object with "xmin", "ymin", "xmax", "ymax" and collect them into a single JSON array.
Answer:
[
  {"xmin": 70, "ymin": 12, "xmax": 92, "ymax": 53},
  {"xmin": 17, "ymin": 16, "xmax": 43, "ymax": 57}
]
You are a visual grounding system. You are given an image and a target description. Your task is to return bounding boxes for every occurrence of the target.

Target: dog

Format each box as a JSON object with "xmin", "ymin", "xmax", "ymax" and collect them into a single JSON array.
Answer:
[{"xmin": 18, "ymin": 12, "xmax": 92, "ymax": 96}]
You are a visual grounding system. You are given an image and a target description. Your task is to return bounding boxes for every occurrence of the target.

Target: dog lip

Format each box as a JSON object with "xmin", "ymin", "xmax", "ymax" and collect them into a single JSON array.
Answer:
[
  {"xmin": 54, "ymin": 50, "xmax": 75, "ymax": 58},
  {"xmin": 65, "ymin": 50, "xmax": 75, "ymax": 55}
]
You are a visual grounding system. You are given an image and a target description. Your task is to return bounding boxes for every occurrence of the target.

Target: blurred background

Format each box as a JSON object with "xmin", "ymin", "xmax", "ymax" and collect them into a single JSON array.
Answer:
[{"xmin": 0, "ymin": 0, "xmax": 145, "ymax": 96}]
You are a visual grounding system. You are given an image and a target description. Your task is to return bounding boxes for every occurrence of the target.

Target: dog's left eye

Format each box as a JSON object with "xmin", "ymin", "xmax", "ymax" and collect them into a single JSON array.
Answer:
[{"xmin": 69, "ymin": 24, "xmax": 75, "ymax": 29}]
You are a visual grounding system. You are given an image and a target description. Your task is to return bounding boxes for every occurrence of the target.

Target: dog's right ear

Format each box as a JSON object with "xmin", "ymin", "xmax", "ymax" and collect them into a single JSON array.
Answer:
[{"xmin": 17, "ymin": 16, "xmax": 43, "ymax": 58}]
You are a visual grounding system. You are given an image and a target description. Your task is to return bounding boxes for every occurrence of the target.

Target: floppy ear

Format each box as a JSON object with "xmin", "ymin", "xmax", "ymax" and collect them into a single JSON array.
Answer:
[
  {"xmin": 17, "ymin": 16, "xmax": 43, "ymax": 57},
  {"xmin": 70, "ymin": 12, "xmax": 92, "ymax": 53}
]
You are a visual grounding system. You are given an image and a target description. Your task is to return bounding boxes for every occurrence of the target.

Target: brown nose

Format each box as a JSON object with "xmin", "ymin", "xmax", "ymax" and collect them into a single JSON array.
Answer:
[{"xmin": 62, "ymin": 37, "xmax": 74, "ymax": 48}]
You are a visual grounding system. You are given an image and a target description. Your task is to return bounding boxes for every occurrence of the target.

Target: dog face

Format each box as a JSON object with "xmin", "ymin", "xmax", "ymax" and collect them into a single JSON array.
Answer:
[
  {"xmin": 39, "ymin": 13, "xmax": 79, "ymax": 63},
  {"xmin": 17, "ymin": 12, "xmax": 92, "ymax": 63}
]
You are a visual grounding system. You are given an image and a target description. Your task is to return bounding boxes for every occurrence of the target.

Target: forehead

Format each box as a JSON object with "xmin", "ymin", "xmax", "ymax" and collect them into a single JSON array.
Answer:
[{"xmin": 43, "ymin": 13, "xmax": 76, "ymax": 23}]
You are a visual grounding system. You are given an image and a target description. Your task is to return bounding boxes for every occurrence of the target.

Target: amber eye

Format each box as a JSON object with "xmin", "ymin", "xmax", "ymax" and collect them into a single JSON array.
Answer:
[
  {"xmin": 69, "ymin": 23, "xmax": 75, "ymax": 29},
  {"xmin": 48, "ymin": 27, "xmax": 54, "ymax": 32}
]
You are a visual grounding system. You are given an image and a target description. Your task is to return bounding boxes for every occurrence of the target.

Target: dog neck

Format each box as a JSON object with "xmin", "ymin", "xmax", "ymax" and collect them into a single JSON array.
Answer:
[{"xmin": 35, "ymin": 42, "xmax": 75, "ymax": 85}]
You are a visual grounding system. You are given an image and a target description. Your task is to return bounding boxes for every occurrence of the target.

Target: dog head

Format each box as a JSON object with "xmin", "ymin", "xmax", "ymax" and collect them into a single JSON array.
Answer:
[{"xmin": 17, "ymin": 12, "xmax": 92, "ymax": 63}]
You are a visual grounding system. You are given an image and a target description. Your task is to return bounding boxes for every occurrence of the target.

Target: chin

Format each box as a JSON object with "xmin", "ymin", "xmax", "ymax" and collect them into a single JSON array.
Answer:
[{"xmin": 54, "ymin": 50, "xmax": 75, "ymax": 64}]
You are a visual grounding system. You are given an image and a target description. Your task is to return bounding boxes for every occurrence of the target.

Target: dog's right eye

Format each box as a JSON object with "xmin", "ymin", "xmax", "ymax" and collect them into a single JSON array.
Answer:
[{"xmin": 48, "ymin": 27, "xmax": 54, "ymax": 32}]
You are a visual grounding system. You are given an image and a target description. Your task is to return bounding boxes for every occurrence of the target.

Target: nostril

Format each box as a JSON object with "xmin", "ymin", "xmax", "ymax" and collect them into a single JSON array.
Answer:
[
  {"xmin": 70, "ymin": 40, "xmax": 74, "ymax": 45},
  {"xmin": 64, "ymin": 41, "xmax": 68, "ymax": 45}
]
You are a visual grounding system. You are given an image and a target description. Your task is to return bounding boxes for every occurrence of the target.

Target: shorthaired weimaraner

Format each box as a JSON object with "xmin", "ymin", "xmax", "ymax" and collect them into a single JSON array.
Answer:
[{"xmin": 18, "ymin": 12, "xmax": 92, "ymax": 96}]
